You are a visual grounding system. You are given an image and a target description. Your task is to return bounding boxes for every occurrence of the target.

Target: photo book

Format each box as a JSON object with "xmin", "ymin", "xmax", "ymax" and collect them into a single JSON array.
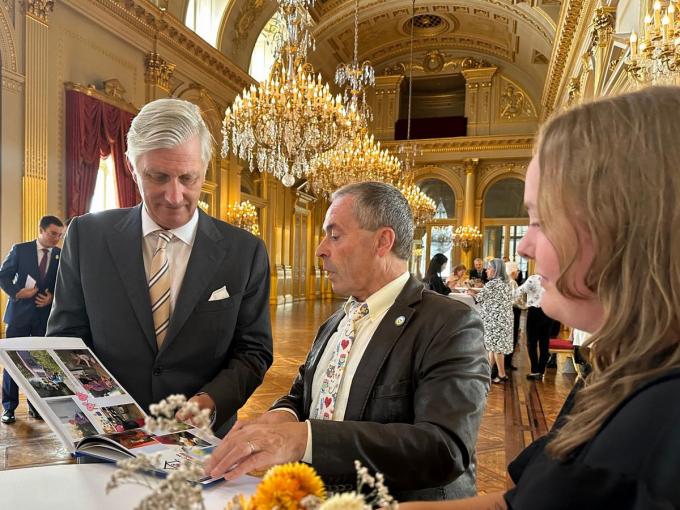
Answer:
[{"xmin": 0, "ymin": 337, "xmax": 221, "ymax": 485}]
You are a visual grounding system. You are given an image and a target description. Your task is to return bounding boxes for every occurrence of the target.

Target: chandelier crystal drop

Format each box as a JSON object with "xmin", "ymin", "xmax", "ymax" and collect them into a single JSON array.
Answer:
[{"xmin": 221, "ymin": 0, "xmax": 359, "ymax": 187}]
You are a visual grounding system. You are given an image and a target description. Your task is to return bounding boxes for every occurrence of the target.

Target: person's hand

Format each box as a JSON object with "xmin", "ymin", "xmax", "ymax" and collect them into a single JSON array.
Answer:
[
  {"xmin": 176, "ymin": 393, "xmax": 216, "ymax": 426},
  {"xmin": 205, "ymin": 412, "xmax": 307, "ymax": 481},
  {"xmin": 35, "ymin": 290, "xmax": 53, "ymax": 307},
  {"xmin": 16, "ymin": 287, "xmax": 39, "ymax": 300}
]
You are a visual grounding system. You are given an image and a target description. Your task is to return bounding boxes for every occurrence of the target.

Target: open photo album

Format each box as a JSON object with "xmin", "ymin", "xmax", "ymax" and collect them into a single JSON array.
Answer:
[{"xmin": 0, "ymin": 337, "xmax": 221, "ymax": 485}]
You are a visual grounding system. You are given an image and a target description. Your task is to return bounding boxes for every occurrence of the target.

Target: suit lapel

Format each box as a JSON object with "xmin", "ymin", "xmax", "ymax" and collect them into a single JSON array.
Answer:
[
  {"xmin": 160, "ymin": 211, "xmax": 227, "ymax": 353},
  {"xmin": 29, "ymin": 241, "xmax": 40, "ymax": 283},
  {"xmin": 106, "ymin": 206, "xmax": 157, "ymax": 354},
  {"xmin": 343, "ymin": 276, "xmax": 424, "ymax": 420},
  {"xmin": 303, "ymin": 309, "xmax": 345, "ymax": 415}
]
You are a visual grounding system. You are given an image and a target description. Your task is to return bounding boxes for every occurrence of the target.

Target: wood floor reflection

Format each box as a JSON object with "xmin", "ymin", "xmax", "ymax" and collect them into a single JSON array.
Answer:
[{"xmin": 0, "ymin": 299, "xmax": 575, "ymax": 494}]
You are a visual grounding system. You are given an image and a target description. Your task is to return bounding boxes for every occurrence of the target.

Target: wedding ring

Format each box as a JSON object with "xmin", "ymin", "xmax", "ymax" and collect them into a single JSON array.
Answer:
[{"xmin": 246, "ymin": 440, "xmax": 256, "ymax": 455}]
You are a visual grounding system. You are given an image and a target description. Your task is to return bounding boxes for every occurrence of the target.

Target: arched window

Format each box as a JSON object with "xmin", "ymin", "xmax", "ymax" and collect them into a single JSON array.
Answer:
[
  {"xmin": 415, "ymin": 178, "xmax": 456, "ymax": 279},
  {"xmin": 482, "ymin": 178, "xmax": 528, "ymax": 275},
  {"xmin": 249, "ymin": 11, "xmax": 283, "ymax": 82},
  {"xmin": 185, "ymin": 0, "xmax": 230, "ymax": 47}
]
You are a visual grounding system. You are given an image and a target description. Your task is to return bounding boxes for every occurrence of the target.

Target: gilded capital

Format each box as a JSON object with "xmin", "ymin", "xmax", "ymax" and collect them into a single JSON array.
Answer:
[
  {"xmin": 592, "ymin": 7, "xmax": 616, "ymax": 49},
  {"xmin": 144, "ymin": 52, "xmax": 176, "ymax": 92},
  {"xmin": 24, "ymin": 0, "xmax": 54, "ymax": 22},
  {"xmin": 464, "ymin": 158, "xmax": 480, "ymax": 174}
]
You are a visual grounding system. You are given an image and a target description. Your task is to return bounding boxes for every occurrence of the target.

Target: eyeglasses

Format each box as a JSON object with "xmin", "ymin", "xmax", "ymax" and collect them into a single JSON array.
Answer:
[{"xmin": 45, "ymin": 230, "xmax": 64, "ymax": 239}]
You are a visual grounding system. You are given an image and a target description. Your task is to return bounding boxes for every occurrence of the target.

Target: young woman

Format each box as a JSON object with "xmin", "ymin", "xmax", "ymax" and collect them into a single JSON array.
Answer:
[
  {"xmin": 401, "ymin": 87, "xmax": 680, "ymax": 509},
  {"xmin": 425, "ymin": 253, "xmax": 451, "ymax": 296}
]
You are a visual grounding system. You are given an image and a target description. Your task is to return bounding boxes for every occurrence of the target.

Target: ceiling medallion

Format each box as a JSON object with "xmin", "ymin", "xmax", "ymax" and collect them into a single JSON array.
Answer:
[{"xmin": 404, "ymin": 14, "xmax": 449, "ymax": 37}]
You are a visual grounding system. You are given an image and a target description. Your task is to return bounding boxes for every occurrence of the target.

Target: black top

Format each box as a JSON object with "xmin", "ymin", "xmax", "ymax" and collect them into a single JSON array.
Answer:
[
  {"xmin": 505, "ymin": 370, "xmax": 680, "ymax": 509},
  {"xmin": 427, "ymin": 274, "xmax": 451, "ymax": 296},
  {"xmin": 469, "ymin": 268, "xmax": 488, "ymax": 283}
]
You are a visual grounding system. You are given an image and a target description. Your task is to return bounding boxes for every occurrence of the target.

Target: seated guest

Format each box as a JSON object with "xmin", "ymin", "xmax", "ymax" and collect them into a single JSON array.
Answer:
[
  {"xmin": 446, "ymin": 264, "xmax": 468, "ymax": 290},
  {"xmin": 469, "ymin": 258, "xmax": 513, "ymax": 383},
  {"xmin": 400, "ymin": 87, "xmax": 680, "ymax": 509},
  {"xmin": 425, "ymin": 253, "xmax": 451, "ymax": 296},
  {"xmin": 469, "ymin": 258, "xmax": 487, "ymax": 284},
  {"xmin": 47, "ymin": 99, "xmax": 273, "ymax": 435},
  {"xmin": 206, "ymin": 182, "xmax": 489, "ymax": 501}
]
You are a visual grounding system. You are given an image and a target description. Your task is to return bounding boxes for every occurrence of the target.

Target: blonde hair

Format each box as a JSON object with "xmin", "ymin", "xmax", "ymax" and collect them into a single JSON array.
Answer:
[{"xmin": 538, "ymin": 86, "xmax": 680, "ymax": 458}]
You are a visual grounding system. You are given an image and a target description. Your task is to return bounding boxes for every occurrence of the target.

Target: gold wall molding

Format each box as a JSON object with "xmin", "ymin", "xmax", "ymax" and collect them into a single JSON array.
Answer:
[
  {"xmin": 476, "ymin": 160, "xmax": 529, "ymax": 200},
  {"xmin": 498, "ymin": 76, "xmax": 537, "ymax": 120},
  {"xmin": 1, "ymin": 0, "xmax": 15, "ymax": 24},
  {"xmin": 85, "ymin": 0, "xmax": 254, "ymax": 93},
  {"xmin": 231, "ymin": 0, "xmax": 266, "ymax": 50},
  {"xmin": 541, "ymin": 0, "xmax": 597, "ymax": 120},
  {"xmin": 1, "ymin": 68, "xmax": 24, "ymax": 92},
  {"xmin": 0, "ymin": 3, "xmax": 18, "ymax": 72},
  {"xmin": 23, "ymin": 0, "xmax": 54, "ymax": 23},
  {"xmin": 382, "ymin": 54, "xmax": 492, "ymax": 76},
  {"xmin": 144, "ymin": 51, "xmax": 175, "ymax": 92},
  {"xmin": 383, "ymin": 134, "xmax": 534, "ymax": 154},
  {"xmin": 64, "ymin": 81, "xmax": 138, "ymax": 114}
]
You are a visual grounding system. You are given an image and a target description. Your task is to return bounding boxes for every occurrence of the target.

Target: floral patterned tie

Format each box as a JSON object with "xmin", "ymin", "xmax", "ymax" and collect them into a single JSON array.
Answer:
[{"xmin": 312, "ymin": 300, "xmax": 370, "ymax": 420}]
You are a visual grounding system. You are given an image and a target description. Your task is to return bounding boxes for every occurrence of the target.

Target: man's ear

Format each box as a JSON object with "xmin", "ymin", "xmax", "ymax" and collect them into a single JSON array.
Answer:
[{"xmin": 375, "ymin": 227, "xmax": 396, "ymax": 257}]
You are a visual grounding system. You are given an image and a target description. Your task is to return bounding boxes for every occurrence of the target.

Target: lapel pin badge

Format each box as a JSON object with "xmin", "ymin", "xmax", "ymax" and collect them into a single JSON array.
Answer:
[{"xmin": 395, "ymin": 316, "xmax": 406, "ymax": 327}]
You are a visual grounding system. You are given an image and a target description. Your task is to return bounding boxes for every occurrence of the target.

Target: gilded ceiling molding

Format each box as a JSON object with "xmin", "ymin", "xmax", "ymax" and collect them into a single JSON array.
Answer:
[
  {"xmin": 382, "ymin": 135, "xmax": 534, "ymax": 154},
  {"xmin": 540, "ymin": 0, "xmax": 596, "ymax": 121},
  {"xmin": 382, "ymin": 53, "xmax": 492, "ymax": 76},
  {"xmin": 498, "ymin": 76, "xmax": 537, "ymax": 120},
  {"xmin": 86, "ymin": 0, "xmax": 254, "ymax": 93},
  {"xmin": 64, "ymin": 81, "xmax": 138, "ymax": 114},
  {"xmin": 23, "ymin": 0, "xmax": 54, "ymax": 22},
  {"xmin": 0, "ymin": 3, "xmax": 18, "ymax": 72},
  {"xmin": 231, "ymin": 0, "xmax": 266, "ymax": 49},
  {"xmin": 1, "ymin": 0, "xmax": 15, "ymax": 24}
]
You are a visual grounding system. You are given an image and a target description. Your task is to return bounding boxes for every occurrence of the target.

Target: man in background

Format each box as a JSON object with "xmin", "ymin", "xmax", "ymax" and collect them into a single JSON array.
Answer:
[
  {"xmin": 0, "ymin": 215, "xmax": 64, "ymax": 424},
  {"xmin": 469, "ymin": 257, "xmax": 488, "ymax": 283},
  {"xmin": 48, "ymin": 98, "xmax": 273, "ymax": 435},
  {"xmin": 207, "ymin": 182, "xmax": 489, "ymax": 501}
]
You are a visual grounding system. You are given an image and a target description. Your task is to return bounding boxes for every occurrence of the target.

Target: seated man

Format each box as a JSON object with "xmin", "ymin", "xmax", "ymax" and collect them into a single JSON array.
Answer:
[{"xmin": 206, "ymin": 182, "xmax": 489, "ymax": 501}]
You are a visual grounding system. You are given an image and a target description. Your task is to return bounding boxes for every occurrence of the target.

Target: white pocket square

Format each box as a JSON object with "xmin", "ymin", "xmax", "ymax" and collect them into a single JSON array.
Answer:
[{"xmin": 209, "ymin": 286, "xmax": 230, "ymax": 301}]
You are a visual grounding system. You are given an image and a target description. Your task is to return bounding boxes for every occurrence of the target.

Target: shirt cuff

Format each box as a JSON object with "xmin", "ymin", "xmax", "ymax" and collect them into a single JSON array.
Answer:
[
  {"xmin": 302, "ymin": 420, "xmax": 312, "ymax": 463},
  {"xmin": 269, "ymin": 407, "xmax": 299, "ymax": 420}
]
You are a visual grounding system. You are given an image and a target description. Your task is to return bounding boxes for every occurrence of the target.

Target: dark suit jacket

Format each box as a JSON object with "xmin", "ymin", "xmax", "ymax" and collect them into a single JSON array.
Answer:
[
  {"xmin": 469, "ymin": 268, "xmax": 488, "ymax": 283},
  {"xmin": 47, "ymin": 206, "xmax": 273, "ymax": 429},
  {"xmin": 0, "ymin": 240, "xmax": 60, "ymax": 331},
  {"xmin": 271, "ymin": 276, "xmax": 489, "ymax": 501},
  {"xmin": 426, "ymin": 274, "xmax": 451, "ymax": 296}
]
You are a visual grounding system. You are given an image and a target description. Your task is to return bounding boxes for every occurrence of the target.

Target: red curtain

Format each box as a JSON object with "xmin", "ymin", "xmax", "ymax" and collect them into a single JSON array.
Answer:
[{"xmin": 66, "ymin": 90, "xmax": 140, "ymax": 218}]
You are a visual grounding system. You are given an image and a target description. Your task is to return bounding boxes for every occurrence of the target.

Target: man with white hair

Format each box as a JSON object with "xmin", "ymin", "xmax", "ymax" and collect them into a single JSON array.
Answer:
[{"xmin": 48, "ymin": 98, "xmax": 273, "ymax": 435}]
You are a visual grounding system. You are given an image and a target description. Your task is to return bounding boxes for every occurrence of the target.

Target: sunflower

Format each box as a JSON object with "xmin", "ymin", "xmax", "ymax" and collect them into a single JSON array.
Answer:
[{"xmin": 249, "ymin": 462, "xmax": 326, "ymax": 510}]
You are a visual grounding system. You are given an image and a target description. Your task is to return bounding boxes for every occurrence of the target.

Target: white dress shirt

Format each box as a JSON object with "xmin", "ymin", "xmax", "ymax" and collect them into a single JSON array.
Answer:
[
  {"xmin": 141, "ymin": 207, "xmax": 199, "ymax": 317},
  {"xmin": 514, "ymin": 274, "xmax": 544, "ymax": 308},
  {"xmin": 275, "ymin": 271, "xmax": 410, "ymax": 462}
]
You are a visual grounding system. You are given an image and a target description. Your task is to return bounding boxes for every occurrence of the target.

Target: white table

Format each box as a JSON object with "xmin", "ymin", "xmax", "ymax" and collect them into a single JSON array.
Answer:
[
  {"xmin": 0, "ymin": 464, "xmax": 260, "ymax": 509},
  {"xmin": 447, "ymin": 292, "xmax": 479, "ymax": 311}
]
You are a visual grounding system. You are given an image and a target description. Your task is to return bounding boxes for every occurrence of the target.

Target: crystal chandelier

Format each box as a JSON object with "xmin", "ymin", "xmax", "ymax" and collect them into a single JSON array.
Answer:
[
  {"xmin": 400, "ymin": 183, "xmax": 436, "ymax": 226},
  {"xmin": 452, "ymin": 225, "xmax": 483, "ymax": 252},
  {"xmin": 626, "ymin": 0, "xmax": 680, "ymax": 85},
  {"xmin": 307, "ymin": 134, "xmax": 403, "ymax": 196},
  {"xmin": 335, "ymin": 0, "xmax": 376, "ymax": 123},
  {"xmin": 221, "ymin": 0, "xmax": 358, "ymax": 187},
  {"xmin": 225, "ymin": 201, "xmax": 260, "ymax": 236}
]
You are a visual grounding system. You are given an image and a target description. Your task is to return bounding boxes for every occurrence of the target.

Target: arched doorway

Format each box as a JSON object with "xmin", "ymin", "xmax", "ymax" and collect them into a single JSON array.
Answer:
[{"xmin": 416, "ymin": 178, "xmax": 457, "ymax": 279}]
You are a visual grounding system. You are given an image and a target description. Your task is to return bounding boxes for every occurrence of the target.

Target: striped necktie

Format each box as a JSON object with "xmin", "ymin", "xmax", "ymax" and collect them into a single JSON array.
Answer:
[{"xmin": 149, "ymin": 231, "xmax": 173, "ymax": 348}]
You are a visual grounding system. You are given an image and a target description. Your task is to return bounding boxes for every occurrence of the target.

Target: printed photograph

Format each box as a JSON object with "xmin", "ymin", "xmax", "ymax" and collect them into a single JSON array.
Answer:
[
  {"xmin": 94, "ymin": 403, "xmax": 146, "ymax": 433},
  {"xmin": 55, "ymin": 349, "xmax": 124, "ymax": 398},
  {"xmin": 106, "ymin": 428, "xmax": 157, "ymax": 450},
  {"xmin": 153, "ymin": 430, "xmax": 211, "ymax": 449},
  {"xmin": 6, "ymin": 350, "xmax": 74, "ymax": 398},
  {"xmin": 47, "ymin": 398, "xmax": 98, "ymax": 441}
]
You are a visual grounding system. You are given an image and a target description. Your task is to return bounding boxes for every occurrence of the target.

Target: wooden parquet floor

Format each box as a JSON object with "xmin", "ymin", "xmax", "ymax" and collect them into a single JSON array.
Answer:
[{"xmin": 0, "ymin": 299, "xmax": 576, "ymax": 493}]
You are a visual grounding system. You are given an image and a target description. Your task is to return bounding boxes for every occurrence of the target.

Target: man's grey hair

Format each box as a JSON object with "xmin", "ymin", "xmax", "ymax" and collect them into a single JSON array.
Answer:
[
  {"xmin": 126, "ymin": 98, "xmax": 213, "ymax": 172},
  {"xmin": 487, "ymin": 257, "xmax": 508, "ymax": 281},
  {"xmin": 331, "ymin": 181, "xmax": 414, "ymax": 260},
  {"xmin": 474, "ymin": 258, "xmax": 484, "ymax": 264}
]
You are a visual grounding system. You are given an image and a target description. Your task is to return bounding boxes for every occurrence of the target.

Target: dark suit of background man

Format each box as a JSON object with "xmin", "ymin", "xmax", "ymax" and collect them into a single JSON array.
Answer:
[
  {"xmin": 207, "ymin": 182, "xmax": 489, "ymax": 502},
  {"xmin": 1, "ymin": 215, "xmax": 65, "ymax": 424},
  {"xmin": 47, "ymin": 98, "xmax": 273, "ymax": 435},
  {"xmin": 469, "ymin": 258, "xmax": 488, "ymax": 283}
]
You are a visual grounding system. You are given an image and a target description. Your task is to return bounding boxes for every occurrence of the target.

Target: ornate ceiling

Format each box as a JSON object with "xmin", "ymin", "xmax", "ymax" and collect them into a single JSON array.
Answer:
[{"xmin": 171, "ymin": 0, "xmax": 562, "ymax": 113}]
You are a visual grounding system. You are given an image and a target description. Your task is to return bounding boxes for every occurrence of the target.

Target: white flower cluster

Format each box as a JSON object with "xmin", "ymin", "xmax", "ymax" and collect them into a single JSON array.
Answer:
[
  {"xmin": 145, "ymin": 394, "xmax": 212, "ymax": 433},
  {"xmin": 106, "ymin": 454, "xmax": 205, "ymax": 510}
]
